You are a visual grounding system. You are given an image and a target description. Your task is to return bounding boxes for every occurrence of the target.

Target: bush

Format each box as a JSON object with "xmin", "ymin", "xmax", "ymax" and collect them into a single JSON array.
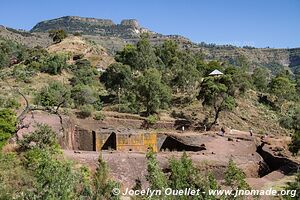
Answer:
[
  {"xmin": 69, "ymin": 59, "xmax": 99, "ymax": 86},
  {"xmin": 40, "ymin": 54, "xmax": 68, "ymax": 75},
  {"xmin": 12, "ymin": 64, "xmax": 36, "ymax": 82},
  {"xmin": 0, "ymin": 38, "xmax": 28, "ymax": 69},
  {"xmin": 0, "ymin": 109, "xmax": 16, "ymax": 149},
  {"xmin": 18, "ymin": 124, "xmax": 59, "ymax": 151},
  {"xmin": 91, "ymin": 156, "xmax": 120, "ymax": 200},
  {"xmin": 79, "ymin": 105, "xmax": 94, "ymax": 118},
  {"xmin": 36, "ymin": 81, "xmax": 71, "ymax": 108},
  {"xmin": 145, "ymin": 115, "xmax": 158, "ymax": 126},
  {"xmin": 289, "ymin": 130, "xmax": 300, "ymax": 155},
  {"xmin": 224, "ymin": 159, "xmax": 250, "ymax": 190},
  {"xmin": 23, "ymin": 149, "xmax": 81, "ymax": 199},
  {"xmin": 285, "ymin": 172, "xmax": 300, "ymax": 199},
  {"xmin": 93, "ymin": 112, "xmax": 105, "ymax": 121},
  {"xmin": 0, "ymin": 153, "xmax": 35, "ymax": 199},
  {"xmin": 48, "ymin": 29, "xmax": 68, "ymax": 43},
  {"xmin": 5, "ymin": 98, "xmax": 20, "ymax": 109},
  {"xmin": 71, "ymin": 84, "xmax": 98, "ymax": 107}
]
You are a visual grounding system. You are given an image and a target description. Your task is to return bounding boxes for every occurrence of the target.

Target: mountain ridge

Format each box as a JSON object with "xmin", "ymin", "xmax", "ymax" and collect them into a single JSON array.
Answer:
[{"xmin": 1, "ymin": 16, "xmax": 300, "ymax": 73}]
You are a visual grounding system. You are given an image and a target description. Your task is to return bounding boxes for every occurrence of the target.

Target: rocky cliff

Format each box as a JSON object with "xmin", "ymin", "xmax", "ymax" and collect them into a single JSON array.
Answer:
[{"xmin": 31, "ymin": 16, "xmax": 150, "ymax": 39}]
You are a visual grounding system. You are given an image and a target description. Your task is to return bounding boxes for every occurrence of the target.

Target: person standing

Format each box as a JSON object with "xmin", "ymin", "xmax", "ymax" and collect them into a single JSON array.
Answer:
[{"xmin": 249, "ymin": 128, "xmax": 253, "ymax": 136}]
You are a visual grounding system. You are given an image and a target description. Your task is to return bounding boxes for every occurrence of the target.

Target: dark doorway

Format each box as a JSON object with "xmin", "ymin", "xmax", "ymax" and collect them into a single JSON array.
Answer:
[
  {"xmin": 101, "ymin": 132, "xmax": 117, "ymax": 150},
  {"xmin": 92, "ymin": 131, "xmax": 96, "ymax": 151},
  {"xmin": 160, "ymin": 136, "xmax": 205, "ymax": 152}
]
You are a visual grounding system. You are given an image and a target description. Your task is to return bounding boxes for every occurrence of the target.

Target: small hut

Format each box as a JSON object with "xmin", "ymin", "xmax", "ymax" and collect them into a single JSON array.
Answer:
[{"xmin": 209, "ymin": 69, "xmax": 223, "ymax": 76}]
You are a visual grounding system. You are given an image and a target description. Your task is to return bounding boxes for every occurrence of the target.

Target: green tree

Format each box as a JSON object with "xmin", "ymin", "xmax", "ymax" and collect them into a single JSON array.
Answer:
[
  {"xmin": 134, "ymin": 34, "xmax": 158, "ymax": 70},
  {"xmin": 225, "ymin": 66, "xmax": 252, "ymax": 95},
  {"xmin": 146, "ymin": 149, "xmax": 168, "ymax": 190},
  {"xmin": 0, "ymin": 38, "xmax": 28, "ymax": 68},
  {"xmin": 289, "ymin": 131, "xmax": 300, "ymax": 155},
  {"xmin": 41, "ymin": 53, "xmax": 68, "ymax": 75},
  {"xmin": 115, "ymin": 44, "xmax": 138, "ymax": 67},
  {"xmin": 48, "ymin": 29, "xmax": 68, "ymax": 43},
  {"xmin": 168, "ymin": 152, "xmax": 207, "ymax": 200},
  {"xmin": 23, "ymin": 149, "xmax": 81, "ymax": 200},
  {"xmin": 36, "ymin": 81, "xmax": 71, "ymax": 109},
  {"xmin": 136, "ymin": 68, "xmax": 171, "ymax": 115},
  {"xmin": 198, "ymin": 76, "xmax": 236, "ymax": 128},
  {"xmin": 18, "ymin": 124, "xmax": 83, "ymax": 200},
  {"xmin": 155, "ymin": 40, "xmax": 179, "ymax": 69},
  {"xmin": 101, "ymin": 62, "xmax": 133, "ymax": 92},
  {"xmin": 170, "ymin": 51, "xmax": 200, "ymax": 93},
  {"xmin": 295, "ymin": 69, "xmax": 300, "ymax": 96},
  {"xmin": 18, "ymin": 124, "xmax": 59, "ymax": 151},
  {"xmin": 224, "ymin": 159, "xmax": 250, "ymax": 191},
  {"xmin": 204, "ymin": 61, "xmax": 224, "ymax": 76},
  {"xmin": 69, "ymin": 59, "xmax": 99, "ymax": 86},
  {"xmin": 116, "ymin": 34, "xmax": 158, "ymax": 71},
  {"xmin": 0, "ymin": 109, "xmax": 16, "ymax": 149},
  {"xmin": 252, "ymin": 67, "xmax": 270, "ymax": 92},
  {"xmin": 71, "ymin": 84, "xmax": 98, "ymax": 107},
  {"xmin": 92, "ymin": 155, "xmax": 120, "ymax": 200},
  {"xmin": 280, "ymin": 107, "xmax": 300, "ymax": 155},
  {"xmin": 269, "ymin": 76, "xmax": 296, "ymax": 101}
]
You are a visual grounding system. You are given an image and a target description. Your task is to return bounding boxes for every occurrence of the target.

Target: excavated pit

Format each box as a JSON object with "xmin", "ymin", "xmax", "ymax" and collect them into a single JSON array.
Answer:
[
  {"xmin": 256, "ymin": 142, "xmax": 299, "ymax": 177},
  {"xmin": 159, "ymin": 136, "xmax": 206, "ymax": 152}
]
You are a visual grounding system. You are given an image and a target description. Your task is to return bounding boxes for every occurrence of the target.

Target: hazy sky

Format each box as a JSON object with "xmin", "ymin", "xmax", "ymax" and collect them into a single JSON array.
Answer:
[{"xmin": 0, "ymin": 0, "xmax": 299, "ymax": 48}]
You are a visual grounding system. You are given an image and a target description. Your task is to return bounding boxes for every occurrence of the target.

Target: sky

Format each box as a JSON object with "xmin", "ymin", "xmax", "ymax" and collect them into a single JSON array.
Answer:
[{"xmin": 0, "ymin": 0, "xmax": 299, "ymax": 48}]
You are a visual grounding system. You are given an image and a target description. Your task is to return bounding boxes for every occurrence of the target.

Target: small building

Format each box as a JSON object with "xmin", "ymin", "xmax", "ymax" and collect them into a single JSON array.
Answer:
[
  {"xmin": 73, "ymin": 127, "xmax": 205, "ymax": 153},
  {"xmin": 209, "ymin": 69, "xmax": 223, "ymax": 76},
  {"xmin": 74, "ymin": 127, "xmax": 158, "ymax": 152},
  {"xmin": 96, "ymin": 128, "xmax": 158, "ymax": 152}
]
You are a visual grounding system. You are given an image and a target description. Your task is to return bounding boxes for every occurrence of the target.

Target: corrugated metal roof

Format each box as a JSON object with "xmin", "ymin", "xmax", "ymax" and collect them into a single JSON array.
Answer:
[{"xmin": 209, "ymin": 69, "xmax": 223, "ymax": 75}]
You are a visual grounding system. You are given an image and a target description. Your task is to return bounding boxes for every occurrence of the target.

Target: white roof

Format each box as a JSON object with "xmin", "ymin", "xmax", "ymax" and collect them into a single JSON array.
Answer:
[{"xmin": 209, "ymin": 69, "xmax": 223, "ymax": 76}]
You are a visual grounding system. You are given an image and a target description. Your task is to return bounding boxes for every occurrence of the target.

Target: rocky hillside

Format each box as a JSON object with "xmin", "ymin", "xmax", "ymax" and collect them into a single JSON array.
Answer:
[
  {"xmin": 31, "ymin": 16, "xmax": 152, "ymax": 39},
  {"xmin": 0, "ymin": 25, "xmax": 52, "ymax": 47},
  {"xmin": 2, "ymin": 16, "xmax": 300, "ymax": 72},
  {"xmin": 47, "ymin": 36, "xmax": 114, "ymax": 68},
  {"xmin": 192, "ymin": 44, "xmax": 300, "ymax": 73}
]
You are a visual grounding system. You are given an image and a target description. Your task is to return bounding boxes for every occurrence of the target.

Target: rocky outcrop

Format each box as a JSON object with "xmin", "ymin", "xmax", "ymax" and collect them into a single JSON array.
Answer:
[
  {"xmin": 120, "ymin": 19, "xmax": 140, "ymax": 28},
  {"xmin": 31, "ymin": 16, "xmax": 148, "ymax": 39}
]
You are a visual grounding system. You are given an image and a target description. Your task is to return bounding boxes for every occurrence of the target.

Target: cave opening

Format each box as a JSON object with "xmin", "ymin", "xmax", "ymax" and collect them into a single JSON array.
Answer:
[
  {"xmin": 101, "ymin": 132, "xmax": 117, "ymax": 150},
  {"xmin": 256, "ymin": 143, "xmax": 299, "ymax": 177},
  {"xmin": 160, "ymin": 136, "xmax": 205, "ymax": 152}
]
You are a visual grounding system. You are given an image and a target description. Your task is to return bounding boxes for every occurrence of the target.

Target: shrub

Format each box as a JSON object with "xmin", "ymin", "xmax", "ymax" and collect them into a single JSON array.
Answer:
[
  {"xmin": 0, "ymin": 152, "xmax": 34, "ymax": 199},
  {"xmin": 71, "ymin": 84, "xmax": 97, "ymax": 107},
  {"xmin": 284, "ymin": 172, "xmax": 300, "ymax": 199},
  {"xmin": 48, "ymin": 29, "xmax": 68, "ymax": 43},
  {"xmin": 224, "ymin": 159, "xmax": 250, "ymax": 190},
  {"xmin": 40, "ymin": 54, "xmax": 68, "ymax": 75},
  {"xmin": 5, "ymin": 98, "xmax": 20, "ymax": 109},
  {"xmin": 289, "ymin": 130, "xmax": 300, "ymax": 155},
  {"xmin": 79, "ymin": 105, "xmax": 94, "ymax": 118},
  {"xmin": 36, "ymin": 81, "xmax": 71, "ymax": 109},
  {"xmin": 91, "ymin": 156, "xmax": 120, "ymax": 200},
  {"xmin": 145, "ymin": 115, "xmax": 158, "ymax": 126},
  {"xmin": 93, "ymin": 112, "xmax": 105, "ymax": 121},
  {"xmin": 23, "ymin": 149, "xmax": 81, "ymax": 199},
  {"xmin": 0, "ymin": 109, "xmax": 16, "ymax": 149},
  {"xmin": 18, "ymin": 124, "xmax": 59, "ymax": 151}
]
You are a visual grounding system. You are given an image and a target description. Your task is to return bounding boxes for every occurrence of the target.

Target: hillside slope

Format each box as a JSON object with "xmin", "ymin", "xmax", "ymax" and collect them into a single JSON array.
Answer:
[
  {"xmin": 2, "ymin": 16, "xmax": 300, "ymax": 72},
  {"xmin": 47, "ymin": 36, "xmax": 114, "ymax": 68}
]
